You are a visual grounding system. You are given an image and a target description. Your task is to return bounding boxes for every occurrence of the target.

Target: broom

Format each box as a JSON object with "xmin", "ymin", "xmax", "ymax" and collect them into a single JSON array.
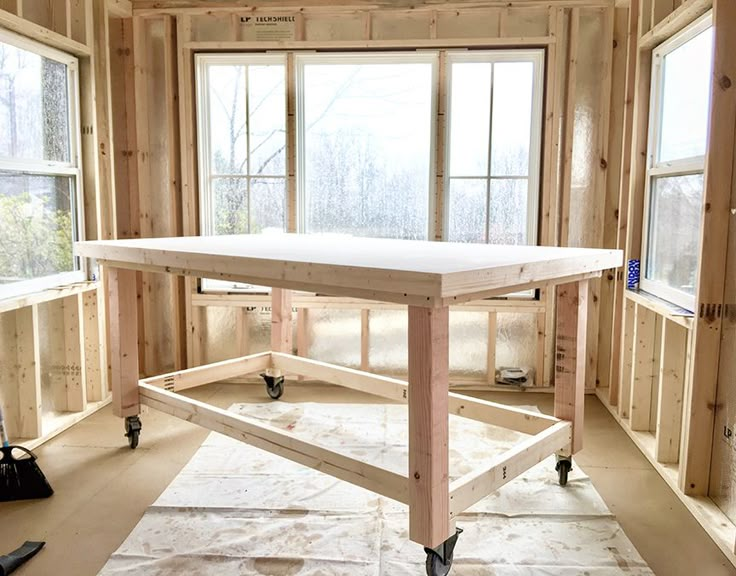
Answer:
[{"xmin": 0, "ymin": 407, "xmax": 53, "ymax": 502}]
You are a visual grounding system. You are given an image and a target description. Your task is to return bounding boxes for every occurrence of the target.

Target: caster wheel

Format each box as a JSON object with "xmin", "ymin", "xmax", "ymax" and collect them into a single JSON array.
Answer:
[
  {"xmin": 556, "ymin": 457, "xmax": 572, "ymax": 486},
  {"xmin": 425, "ymin": 552, "xmax": 454, "ymax": 576},
  {"xmin": 261, "ymin": 373, "xmax": 285, "ymax": 400},
  {"xmin": 125, "ymin": 416, "xmax": 142, "ymax": 450},
  {"xmin": 424, "ymin": 528, "xmax": 462, "ymax": 576}
]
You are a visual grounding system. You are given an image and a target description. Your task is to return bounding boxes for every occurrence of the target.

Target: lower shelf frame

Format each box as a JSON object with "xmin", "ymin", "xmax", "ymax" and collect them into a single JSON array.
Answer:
[{"xmin": 138, "ymin": 351, "xmax": 573, "ymax": 544}]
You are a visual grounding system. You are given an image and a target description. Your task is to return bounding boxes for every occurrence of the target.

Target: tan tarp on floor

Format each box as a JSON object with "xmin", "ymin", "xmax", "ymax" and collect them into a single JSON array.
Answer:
[{"xmin": 99, "ymin": 402, "xmax": 653, "ymax": 575}]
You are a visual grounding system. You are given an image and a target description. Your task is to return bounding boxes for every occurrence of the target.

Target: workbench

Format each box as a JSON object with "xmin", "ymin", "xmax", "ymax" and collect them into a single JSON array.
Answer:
[{"xmin": 75, "ymin": 234, "xmax": 622, "ymax": 576}]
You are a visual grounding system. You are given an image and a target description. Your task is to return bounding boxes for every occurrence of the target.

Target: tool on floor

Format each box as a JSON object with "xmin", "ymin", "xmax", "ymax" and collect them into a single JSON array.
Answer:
[
  {"xmin": 0, "ymin": 407, "xmax": 53, "ymax": 502},
  {"xmin": 0, "ymin": 541, "xmax": 45, "ymax": 576}
]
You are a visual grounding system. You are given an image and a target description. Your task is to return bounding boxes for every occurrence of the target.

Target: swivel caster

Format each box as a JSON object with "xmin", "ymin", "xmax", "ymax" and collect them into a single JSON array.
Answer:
[
  {"xmin": 424, "ymin": 528, "xmax": 462, "ymax": 576},
  {"xmin": 556, "ymin": 455, "xmax": 572, "ymax": 486},
  {"xmin": 260, "ymin": 373, "xmax": 285, "ymax": 400},
  {"xmin": 124, "ymin": 416, "xmax": 142, "ymax": 450}
]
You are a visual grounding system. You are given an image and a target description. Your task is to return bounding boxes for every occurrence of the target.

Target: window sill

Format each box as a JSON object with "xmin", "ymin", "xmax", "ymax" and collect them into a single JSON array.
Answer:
[
  {"xmin": 625, "ymin": 289, "xmax": 694, "ymax": 329},
  {"xmin": 0, "ymin": 281, "xmax": 98, "ymax": 314}
]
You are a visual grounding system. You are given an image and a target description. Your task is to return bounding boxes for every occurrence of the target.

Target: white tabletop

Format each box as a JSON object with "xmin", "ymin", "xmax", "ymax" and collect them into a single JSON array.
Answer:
[{"xmin": 75, "ymin": 234, "xmax": 622, "ymax": 306}]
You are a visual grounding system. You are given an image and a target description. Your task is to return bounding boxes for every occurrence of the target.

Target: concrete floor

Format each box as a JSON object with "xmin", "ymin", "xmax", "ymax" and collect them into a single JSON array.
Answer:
[{"xmin": 1, "ymin": 383, "xmax": 734, "ymax": 576}]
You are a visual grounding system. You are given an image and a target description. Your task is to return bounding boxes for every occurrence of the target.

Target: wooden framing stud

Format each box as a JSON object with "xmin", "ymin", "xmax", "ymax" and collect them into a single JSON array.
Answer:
[
  {"xmin": 15, "ymin": 306, "xmax": 42, "ymax": 439},
  {"xmin": 630, "ymin": 305, "xmax": 657, "ymax": 431},
  {"xmin": 655, "ymin": 319, "xmax": 687, "ymax": 463},
  {"xmin": 271, "ymin": 288, "xmax": 293, "ymax": 354}
]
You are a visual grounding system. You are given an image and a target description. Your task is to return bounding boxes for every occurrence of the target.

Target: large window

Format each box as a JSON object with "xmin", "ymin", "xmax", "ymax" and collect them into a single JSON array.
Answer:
[
  {"xmin": 196, "ymin": 53, "xmax": 287, "ymax": 291},
  {"xmin": 195, "ymin": 50, "xmax": 544, "ymax": 294},
  {"xmin": 641, "ymin": 14, "xmax": 713, "ymax": 311},
  {"xmin": 445, "ymin": 51, "xmax": 544, "ymax": 246},
  {"xmin": 0, "ymin": 30, "xmax": 82, "ymax": 300},
  {"xmin": 297, "ymin": 53, "xmax": 436, "ymax": 239}
]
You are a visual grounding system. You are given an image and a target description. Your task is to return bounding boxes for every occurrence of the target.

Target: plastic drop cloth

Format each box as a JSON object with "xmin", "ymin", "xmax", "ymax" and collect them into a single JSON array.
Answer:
[{"xmin": 99, "ymin": 403, "xmax": 653, "ymax": 575}]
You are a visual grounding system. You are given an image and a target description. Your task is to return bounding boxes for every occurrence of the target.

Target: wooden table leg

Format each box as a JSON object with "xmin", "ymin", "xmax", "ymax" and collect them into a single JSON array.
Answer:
[
  {"xmin": 408, "ymin": 305, "xmax": 450, "ymax": 549},
  {"xmin": 271, "ymin": 288, "xmax": 292, "ymax": 354},
  {"xmin": 108, "ymin": 266, "xmax": 140, "ymax": 418},
  {"xmin": 554, "ymin": 279, "xmax": 589, "ymax": 454}
]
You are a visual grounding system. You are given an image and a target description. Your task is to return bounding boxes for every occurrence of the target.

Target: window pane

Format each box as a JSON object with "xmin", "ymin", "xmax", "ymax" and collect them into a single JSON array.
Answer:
[
  {"xmin": 248, "ymin": 65, "xmax": 286, "ymax": 176},
  {"xmin": 0, "ymin": 172, "xmax": 75, "ymax": 283},
  {"xmin": 303, "ymin": 60, "xmax": 433, "ymax": 239},
  {"xmin": 646, "ymin": 174, "xmax": 703, "ymax": 296},
  {"xmin": 447, "ymin": 178, "xmax": 487, "ymax": 243},
  {"xmin": 0, "ymin": 42, "xmax": 70, "ymax": 162},
  {"xmin": 207, "ymin": 65, "xmax": 247, "ymax": 174},
  {"xmin": 489, "ymin": 179, "xmax": 528, "ymax": 245},
  {"xmin": 491, "ymin": 62, "xmax": 533, "ymax": 177},
  {"xmin": 658, "ymin": 28, "xmax": 713, "ymax": 163},
  {"xmin": 212, "ymin": 177, "xmax": 248, "ymax": 235},
  {"xmin": 250, "ymin": 178, "xmax": 286, "ymax": 233},
  {"xmin": 448, "ymin": 63, "xmax": 490, "ymax": 177}
]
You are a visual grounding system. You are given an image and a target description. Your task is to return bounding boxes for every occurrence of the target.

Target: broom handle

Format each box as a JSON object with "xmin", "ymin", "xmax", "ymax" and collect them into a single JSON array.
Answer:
[{"xmin": 0, "ymin": 406, "xmax": 9, "ymax": 447}]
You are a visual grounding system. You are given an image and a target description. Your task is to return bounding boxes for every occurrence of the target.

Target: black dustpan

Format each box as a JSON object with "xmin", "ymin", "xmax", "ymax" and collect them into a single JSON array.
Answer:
[{"xmin": 0, "ymin": 445, "xmax": 53, "ymax": 502}]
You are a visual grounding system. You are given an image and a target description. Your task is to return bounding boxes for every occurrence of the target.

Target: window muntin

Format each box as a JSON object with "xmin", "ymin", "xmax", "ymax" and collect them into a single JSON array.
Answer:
[
  {"xmin": 297, "ymin": 53, "xmax": 436, "ymax": 240},
  {"xmin": 0, "ymin": 31, "xmax": 82, "ymax": 300},
  {"xmin": 444, "ymin": 51, "xmax": 543, "ymax": 247},
  {"xmin": 196, "ymin": 54, "xmax": 287, "ymax": 291},
  {"xmin": 641, "ymin": 13, "xmax": 713, "ymax": 311}
]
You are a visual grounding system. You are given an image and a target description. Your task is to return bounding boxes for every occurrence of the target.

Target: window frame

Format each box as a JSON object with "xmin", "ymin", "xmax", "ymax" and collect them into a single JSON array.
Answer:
[
  {"xmin": 195, "ymin": 52, "xmax": 288, "ymax": 293},
  {"xmin": 640, "ymin": 11, "xmax": 713, "ymax": 311},
  {"xmin": 294, "ymin": 50, "xmax": 439, "ymax": 239},
  {"xmin": 0, "ymin": 28, "xmax": 85, "ymax": 301},
  {"xmin": 442, "ymin": 49, "xmax": 545, "ymax": 248}
]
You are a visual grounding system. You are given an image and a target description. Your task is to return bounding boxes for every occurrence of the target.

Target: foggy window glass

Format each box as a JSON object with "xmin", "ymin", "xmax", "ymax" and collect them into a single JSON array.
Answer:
[
  {"xmin": 0, "ymin": 40, "xmax": 70, "ymax": 162},
  {"xmin": 202, "ymin": 59, "xmax": 287, "ymax": 236},
  {"xmin": 301, "ymin": 57, "xmax": 434, "ymax": 240},
  {"xmin": 658, "ymin": 27, "xmax": 713, "ymax": 163},
  {"xmin": 0, "ymin": 34, "xmax": 80, "ymax": 298},
  {"xmin": 446, "ymin": 53, "xmax": 541, "ymax": 246},
  {"xmin": 643, "ymin": 16, "xmax": 712, "ymax": 311},
  {"xmin": 646, "ymin": 174, "xmax": 703, "ymax": 296}
]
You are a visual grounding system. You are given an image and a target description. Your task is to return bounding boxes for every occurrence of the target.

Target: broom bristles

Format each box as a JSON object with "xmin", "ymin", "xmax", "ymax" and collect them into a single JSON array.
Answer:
[{"xmin": 0, "ymin": 446, "xmax": 53, "ymax": 502}]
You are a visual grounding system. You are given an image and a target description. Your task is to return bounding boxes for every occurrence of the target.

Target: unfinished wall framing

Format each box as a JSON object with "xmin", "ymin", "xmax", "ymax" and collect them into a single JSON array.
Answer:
[{"xmin": 594, "ymin": 0, "xmax": 736, "ymax": 563}]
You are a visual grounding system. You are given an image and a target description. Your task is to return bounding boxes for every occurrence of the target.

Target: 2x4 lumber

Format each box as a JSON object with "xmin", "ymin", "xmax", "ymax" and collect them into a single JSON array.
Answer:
[
  {"xmin": 139, "ymin": 382, "xmax": 409, "ymax": 504},
  {"xmin": 408, "ymin": 305, "xmax": 449, "ymax": 548},
  {"xmin": 554, "ymin": 279, "xmax": 588, "ymax": 454},
  {"xmin": 0, "ymin": 282, "xmax": 96, "ymax": 314},
  {"xmin": 625, "ymin": 289, "xmax": 693, "ymax": 329},
  {"xmin": 133, "ymin": 1, "xmax": 615, "ymax": 15},
  {"xmin": 619, "ymin": 299, "xmax": 637, "ymax": 419},
  {"xmin": 681, "ymin": 0, "xmax": 736, "ymax": 496},
  {"xmin": 271, "ymin": 288, "xmax": 293, "ymax": 353},
  {"xmin": 183, "ymin": 37, "xmax": 555, "ymax": 52},
  {"xmin": 63, "ymin": 295, "xmax": 86, "ymax": 412},
  {"xmin": 141, "ymin": 352, "xmax": 272, "ymax": 391},
  {"xmin": 448, "ymin": 421, "xmax": 571, "ymax": 517},
  {"xmin": 92, "ymin": 0, "xmax": 116, "ymax": 240},
  {"xmin": 270, "ymin": 352, "xmax": 559, "ymax": 435},
  {"xmin": 80, "ymin": 290, "xmax": 104, "ymax": 402},
  {"xmin": 0, "ymin": 5, "xmax": 90, "ymax": 54},
  {"xmin": 163, "ymin": 15, "xmax": 186, "ymax": 372},
  {"xmin": 15, "ymin": 306, "xmax": 42, "ymax": 439},
  {"xmin": 540, "ymin": 7, "xmax": 563, "ymax": 247},
  {"xmin": 191, "ymin": 292, "xmax": 546, "ymax": 313},
  {"xmin": 132, "ymin": 15, "xmax": 154, "ymax": 375},
  {"xmin": 487, "ymin": 311, "xmax": 497, "ymax": 385},
  {"xmin": 433, "ymin": 49, "xmax": 446, "ymax": 240},
  {"xmin": 286, "ymin": 52, "xmax": 297, "ymax": 232},
  {"xmin": 638, "ymin": 0, "xmax": 712, "ymax": 50},
  {"xmin": 609, "ymin": 0, "xmax": 641, "ymax": 407},
  {"xmin": 655, "ymin": 319, "xmax": 687, "ymax": 463},
  {"xmin": 360, "ymin": 309, "xmax": 369, "ymax": 371},
  {"xmin": 108, "ymin": 267, "xmax": 140, "ymax": 418},
  {"xmin": 596, "ymin": 6, "xmax": 623, "ymax": 393},
  {"xmin": 107, "ymin": 0, "xmax": 132, "ymax": 18},
  {"xmin": 48, "ymin": 300, "xmax": 68, "ymax": 411},
  {"xmin": 558, "ymin": 7, "xmax": 579, "ymax": 248},
  {"xmin": 629, "ymin": 305, "xmax": 656, "ymax": 431}
]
